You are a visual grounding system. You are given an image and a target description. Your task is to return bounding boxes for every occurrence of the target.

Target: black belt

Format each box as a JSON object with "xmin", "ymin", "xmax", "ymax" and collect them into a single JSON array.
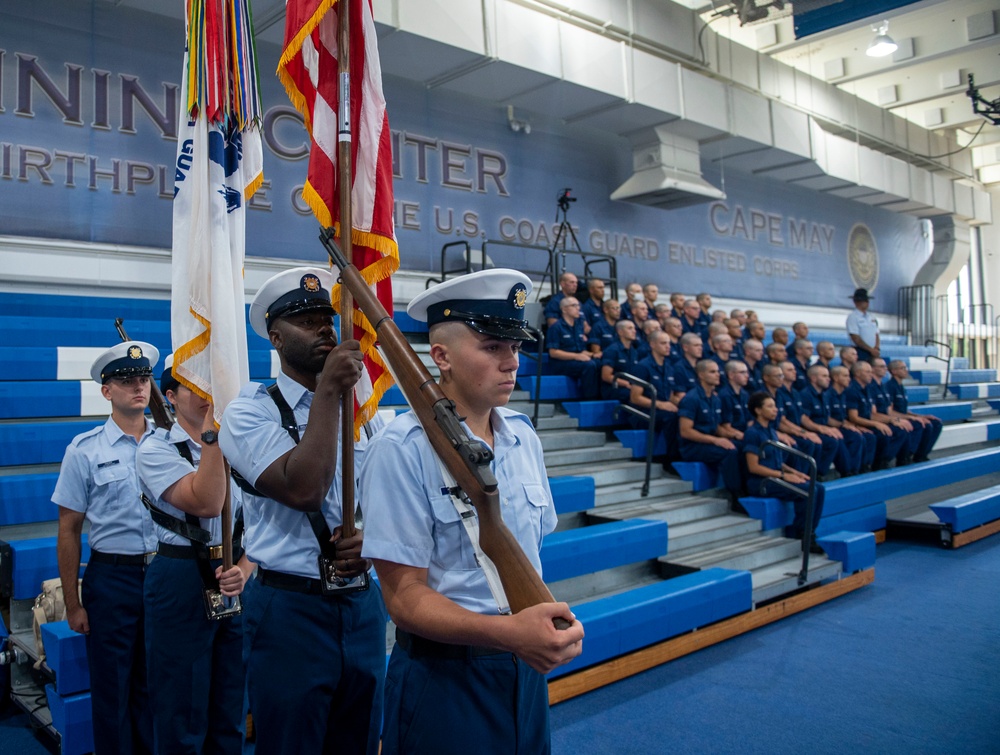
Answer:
[
  {"xmin": 395, "ymin": 628, "xmax": 508, "ymax": 659},
  {"xmin": 157, "ymin": 542, "xmax": 244, "ymax": 562},
  {"xmin": 89, "ymin": 550, "xmax": 156, "ymax": 566},
  {"xmin": 256, "ymin": 568, "xmax": 330, "ymax": 596}
]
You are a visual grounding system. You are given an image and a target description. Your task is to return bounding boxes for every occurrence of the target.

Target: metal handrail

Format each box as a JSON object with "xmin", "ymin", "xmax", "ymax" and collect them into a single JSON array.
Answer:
[
  {"xmin": 521, "ymin": 325, "xmax": 545, "ymax": 429},
  {"xmin": 924, "ymin": 339, "xmax": 952, "ymax": 400},
  {"xmin": 614, "ymin": 372, "xmax": 656, "ymax": 498},
  {"xmin": 760, "ymin": 439, "xmax": 818, "ymax": 586},
  {"xmin": 480, "ymin": 240, "xmax": 619, "ymax": 303},
  {"xmin": 426, "ymin": 241, "xmax": 479, "ymax": 288}
]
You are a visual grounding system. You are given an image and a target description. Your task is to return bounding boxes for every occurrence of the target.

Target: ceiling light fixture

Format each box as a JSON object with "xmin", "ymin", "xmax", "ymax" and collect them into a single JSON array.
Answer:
[{"xmin": 866, "ymin": 20, "xmax": 898, "ymax": 58}]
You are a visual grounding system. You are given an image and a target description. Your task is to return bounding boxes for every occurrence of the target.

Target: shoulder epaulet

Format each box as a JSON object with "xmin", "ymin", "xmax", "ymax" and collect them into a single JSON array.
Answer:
[{"xmin": 70, "ymin": 424, "xmax": 105, "ymax": 448}]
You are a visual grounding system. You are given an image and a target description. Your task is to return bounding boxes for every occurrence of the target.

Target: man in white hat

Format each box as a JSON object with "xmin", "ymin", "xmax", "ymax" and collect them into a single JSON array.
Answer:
[
  {"xmin": 53, "ymin": 340, "xmax": 160, "ymax": 755},
  {"xmin": 359, "ymin": 268, "xmax": 584, "ymax": 753},
  {"xmin": 219, "ymin": 267, "xmax": 386, "ymax": 755},
  {"xmin": 136, "ymin": 354, "xmax": 250, "ymax": 755}
]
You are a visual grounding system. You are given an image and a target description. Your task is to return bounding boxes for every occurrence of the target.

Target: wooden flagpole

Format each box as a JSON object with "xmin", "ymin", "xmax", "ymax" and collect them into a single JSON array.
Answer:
[{"xmin": 337, "ymin": 0, "xmax": 357, "ymax": 539}]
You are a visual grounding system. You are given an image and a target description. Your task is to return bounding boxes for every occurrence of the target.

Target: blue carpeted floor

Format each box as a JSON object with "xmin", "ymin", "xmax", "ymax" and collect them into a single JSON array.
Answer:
[
  {"xmin": 2, "ymin": 538, "xmax": 997, "ymax": 754},
  {"xmin": 551, "ymin": 538, "xmax": 1000, "ymax": 754}
]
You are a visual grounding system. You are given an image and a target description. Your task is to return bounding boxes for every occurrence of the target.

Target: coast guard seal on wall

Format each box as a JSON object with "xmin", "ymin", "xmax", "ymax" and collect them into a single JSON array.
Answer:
[{"xmin": 847, "ymin": 223, "xmax": 879, "ymax": 293}]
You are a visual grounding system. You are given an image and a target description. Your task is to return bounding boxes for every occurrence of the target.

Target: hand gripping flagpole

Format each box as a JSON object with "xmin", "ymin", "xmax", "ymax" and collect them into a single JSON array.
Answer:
[{"xmin": 337, "ymin": 0, "xmax": 358, "ymax": 542}]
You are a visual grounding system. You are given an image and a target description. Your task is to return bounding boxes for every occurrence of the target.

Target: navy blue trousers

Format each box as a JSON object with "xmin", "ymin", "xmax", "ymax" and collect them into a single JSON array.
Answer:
[
  {"xmin": 833, "ymin": 427, "xmax": 865, "ymax": 475},
  {"xmin": 381, "ymin": 643, "xmax": 550, "ymax": 754},
  {"xmin": 243, "ymin": 576, "xmax": 386, "ymax": 755},
  {"xmin": 813, "ymin": 434, "xmax": 839, "ymax": 476},
  {"xmin": 144, "ymin": 554, "xmax": 244, "ymax": 755},
  {"xmin": 914, "ymin": 418, "xmax": 943, "ymax": 460},
  {"xmin": 876, "ymin": 425, "xmax": 908, "ymax": 464},
  {"xmin": 549, "ymin": 358, "xmax": 600, "ymax": 400},
  {"xmin": 679, "ymin": 440, "xmax": 743, "ymax": 496},
  {"xmin": 81, "ymin": 558, "xmax": 153, "ymax": 755},
  {"xmin": 747, "ymin": 477, "xmax": 826, "ymax": 539}
]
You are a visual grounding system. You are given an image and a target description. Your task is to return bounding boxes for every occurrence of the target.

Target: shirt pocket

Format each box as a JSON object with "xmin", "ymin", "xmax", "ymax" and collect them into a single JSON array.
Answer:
[
  {"xmin": 93, "ymin": 461, "xmax": 132, "ymax": 509},
  {"xmin": 515, "ymin": 482, "xmax": 552, "ymax": 545},
  {"xmin": 428, "ymin": 493, "xmax": 479, "ymax": 571}
]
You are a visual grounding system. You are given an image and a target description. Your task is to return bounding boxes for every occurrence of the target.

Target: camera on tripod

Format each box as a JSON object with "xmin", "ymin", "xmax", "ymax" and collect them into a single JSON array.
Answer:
[{"xmin": 557, "ymin": 188, "xmax": 576, "ymax": 212}]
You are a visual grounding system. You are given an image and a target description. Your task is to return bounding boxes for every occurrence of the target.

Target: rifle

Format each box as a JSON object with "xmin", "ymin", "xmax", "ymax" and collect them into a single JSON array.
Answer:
[
  {"xmin": 114, "ymin": 318, "xmax": 174, "ymax": 430},
  {"xmin": 319, "ymin": 229, "xmax": 569, "ymax": 629}
]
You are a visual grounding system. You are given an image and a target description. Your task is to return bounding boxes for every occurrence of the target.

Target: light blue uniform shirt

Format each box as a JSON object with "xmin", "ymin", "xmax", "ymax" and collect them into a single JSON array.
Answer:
[
  {"xmin": 219, "ymin": 371, "xmax": 379, "ymax": 579},
  {"xmin": 136, "ymin": 423, "xmax": 238, "ymax": 547},
  {"xmin": 846, "ymin": 308, "xmax": 879, "ymax": 346},
  {"xmin": 51, "ymin": 417, "xmax": 157, "ymax": 554},
  {"xmin": 359, "ymin": 407, "xmax": 557, "ymax": 615}
]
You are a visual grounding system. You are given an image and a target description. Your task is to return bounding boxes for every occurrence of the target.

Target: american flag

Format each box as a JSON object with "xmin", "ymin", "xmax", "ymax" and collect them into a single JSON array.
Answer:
[{"xmin": 278, "ymin": 0, "xmax": 398, "ymax": 434}]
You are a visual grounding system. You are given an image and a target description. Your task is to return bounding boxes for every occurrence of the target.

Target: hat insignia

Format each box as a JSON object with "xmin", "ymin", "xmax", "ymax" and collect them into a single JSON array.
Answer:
[
  {"xmin": 513, "ymin": 288, "xmax": 527, "ymax": 310},
  {"xmin": 301, "ymin": 274, "xmax": 321, "ymax": 293},
  {"xmin": 128, "ymin": 345, "xmax": 143, "ymax": 359}
]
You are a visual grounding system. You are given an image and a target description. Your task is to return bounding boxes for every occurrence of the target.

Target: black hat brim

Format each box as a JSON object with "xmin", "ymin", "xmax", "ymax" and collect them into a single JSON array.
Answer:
[{"xmin": 464, "ymin": 319, "xmax": 536, "ymax": 342}]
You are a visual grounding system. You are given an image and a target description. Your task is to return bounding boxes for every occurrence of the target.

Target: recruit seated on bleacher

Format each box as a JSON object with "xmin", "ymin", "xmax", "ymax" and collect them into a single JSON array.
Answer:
[
  {"xmin": 677, "ymin": 359, "xmax": 743, "ymax": 502},
  {"xmin": 742, "ymin": 338, "xmax": 765, "ymax": 392},
  {"xmin": 620, "ymin": 281, "xmax": 644, "ymax": 321},
  {"xmin": 815, "ymin": 340, "xmax": 836, "ymax": 370},
  {"xmin": 871, "ymin": 358, "xmax": 940, "ymax": 465},
  {"xmin": 846, "ymin": 361, "xmax": 906, "ymax": 470},
  {"xmin": 826, "ymin": 365, "xmax": 878, "ymax": 474},
  {"xmin": 885, "ymin": 359, "xmax": 942, "ymax": 462},
  {"xmin": 797, "ymin": 364, "xmax": 862, "ymax": 478},
  {"xmin": 790, "ymin": 339, "xmax": 813, "ymax": 392},
  {"xmin": 743, "ymin": 391, "xmax": 825, "ymax": 545},
  {"xmin": 672, "ymin": 333, "xmax": 704, "ymax": 397},
  {"xmin": 839, "ymin": 345, "xmax": 858, "ymax": 372},
  {"xmin": 587, "ymin": 298, "xmax": 620, "ymax": 356},
  {"xmin": 759, "ymin": 363, "xmax": 819, "ymax": 473},
  {"xmin": 718, "ymin": 360, "xmax": 751, "ymax": 440},
  {"xmin": 601, "ymin": 320, "xmax": 641, "ymax": 402},
  {"xmin": 546, "ymin": 296, "xmax": 600, "ymax": 399},
  {"xmin": 580, "ymin": 277, "xmax": 606, "ymax": 327},
  {"xmin": 628, "ymin": 330, "xmax": 681, "ymax": 467},
  {"xmin": 543, "ymin": 271, "xmax": 580, "ymax": 327}
]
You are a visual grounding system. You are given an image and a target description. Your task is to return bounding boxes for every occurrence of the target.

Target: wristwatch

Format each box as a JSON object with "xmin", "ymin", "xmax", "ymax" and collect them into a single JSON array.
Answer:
[{"xmin": 201, "ymin": 430, "xmax": 219, "ymax": 445}]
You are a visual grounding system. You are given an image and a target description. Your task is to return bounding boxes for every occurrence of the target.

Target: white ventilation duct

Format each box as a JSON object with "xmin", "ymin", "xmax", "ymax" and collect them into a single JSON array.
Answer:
[{"xmin": 611, "ymin": 126, "xmax": 726, "ymax": 210}]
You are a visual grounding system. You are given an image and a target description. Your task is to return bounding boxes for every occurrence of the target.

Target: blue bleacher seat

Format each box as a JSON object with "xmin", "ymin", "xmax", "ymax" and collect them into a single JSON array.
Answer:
[
  {"xmin": 814, "ymin": 502, "xmax": 887, "ymax": 537},
  {"xmin": 949, "ymin": 383, "xmax": 1000, "ymax": 399},
  {"xmin": 7, "ymin": 535, "xmax": 90, "ymax": 600},
  {"xmin": 516, "ymin": 376, "xmax": 578, "ymax": 401},
  {"xmin": 41, "ymin": 622, "xmax": 91, "ymax": 695},
  {"xmin": 0, "ymin": 420, "xmax": 103, "ymax": 466},
  {"xmin": 549, "ymin": 476, "xmax": 596, "ymax": 515},
  {"xmin": 815, "ymin": 531, "xmax": 876, "ymax": 573},
  {"xmin": 904, "ymin": 386, "xmax": 930, "ymax": 404},
  {"xmin": 909, "ymin": 402, "xmax": 971, "ymax": 421},
  {"xmin": 673, "ymin": 462, "xmax": 721, "ymax": 492},
  {"xmin": 391, "ymin": 309, "xmax": 428, "ymax": 335},
  {"xmin": 45, "ymin": 685, "xmax": 94, "ymax": 755},
  {"xmin": 562, "ymin": 401, "xmax": 621, "ymax": 427},
  {"xmin": 541, "ymin": 520, "xmax": 668, "ymax": 583},
  {"xmin": 550, "ymin": 568, "xmax": 752, "ymax": 678},
  {"xmin": 739, "ymin": 496, "xmax": 793, "ymax": 530},
  {"xmin": 0, "ymin": 473, "xmax": 60, "ymax": 526},
  {"xmin": 613, "ymin": 428, "xmax": 667, "ymax": 459},
  {"xmin": 929, "ymin": 484, "xmax": 1000, "ymax": 534}
]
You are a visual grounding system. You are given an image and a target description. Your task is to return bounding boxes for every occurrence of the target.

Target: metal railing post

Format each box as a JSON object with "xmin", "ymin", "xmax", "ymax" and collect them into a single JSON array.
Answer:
[{"xmin": 760, "ymin": 439, "xmax": 818, "ymax": 586}]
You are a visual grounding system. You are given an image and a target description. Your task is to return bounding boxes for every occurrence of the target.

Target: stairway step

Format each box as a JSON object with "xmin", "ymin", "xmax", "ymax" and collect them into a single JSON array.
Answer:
[
  {"xmin": 537, "ymin": 429, "xmax": 607, "ymax": 451},
  {"xmin": 507, "ymin": 401, "xmax": 555, "ymax": 418},
  {"xmin": 592, "ymin": 477, "xmax": 693, "ymax": 505},
  {"xmin": 544, "ymin": 445, "xmax": 634, "ymax": 466},
  {"xmin": 549, "ymin": 460, "xmax": 663, "ymax": 486},
  {"xmin": 750, "ymin": 556, "xmax": 842, "ymax": 604},
  {"xmin": 668, "ymin": 535, "xmax": 804, "ymax": 572},
  {"xmin": 666, "ymin": 515, "xmax": 762, "ymax": 552},
  {"xmin": 588, "ymin": 495, "xmax": 729, "ymax": 526},
  {"xmin": 535, "ymin": 415, "xmax": 580, "ymax": 431}
]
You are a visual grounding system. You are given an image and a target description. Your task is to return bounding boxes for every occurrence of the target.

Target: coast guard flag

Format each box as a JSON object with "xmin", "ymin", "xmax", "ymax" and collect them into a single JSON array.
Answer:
[
  {"xmin": 278, "ymin": 0, "xmax": 398, "ymax": 434},
  {"xmin": 172, "ymin": 0, "xmax": 264, "ymax": 421}
]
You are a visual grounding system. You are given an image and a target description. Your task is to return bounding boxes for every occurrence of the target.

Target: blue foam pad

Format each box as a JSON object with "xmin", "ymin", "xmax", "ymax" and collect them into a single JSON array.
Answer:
[
  {"xmin": 548, "ymin": 476, "xmax": 595, "ymax": 515},
  {"xmin": 0, "ymin": 420, "xmax": 102, "ymax": 466},
  {"xmin": 0, "ymin": 381, "xmax": 85, "ymax": 419},
  {"xmin": 739, "ymin": 496, "xmax": 794, "ymax": 530},
  {"xmin": 910, "ymin": 403, "xmax": 971, "ymax": 421},
  {"xmin": 815, "ymin": 502, "xmax": 886, "ymax": 536},
  {"xmin": 0, "ymin": 473, "xmax": 60, "ymax": 526},
  {"xmin": 392, "ymin": 310, "xmax": 428, "ymax": 334},
  {"xmin": 949, "ymin": 383, "xmax": 1000, "ymax": 399},
  {"xmin": 930, "ymin": 484, "xmax": 1000, "ymax": 533},
  {"xmin": 905, "ymin": 386, "xmax": 930, "ymax": 403},
  {"xmin": 673, "ymin": 462, "xmax": 721, "ymax": 492},
  {"xmin": 8, "ymin": 535, "xmax": 90, "ymax": 600},
  {"xmin": 816, "ymin": 530, "xmax": 876, "ymax": 573},
  {"xmin": 541, "ymin": 519, "xmax": 668, "ymax": 582},
  {"xmin": 517, "ymin": 353, "xmax": 550, "ymax": 376},
  {"xmin": 948, "ymin": 369, "xmax": 999, "ymax": 384},
  {"xmin": 45, "ymin": 685, "xmax": 94, "ymax": 755},
  {"xmin": 614, "ymin": 428, "xmax": 667, "ymax": 459},
  {"xmin": 563, "ymin": 401, "xmax": 622, "ymax": 428},
  {"xmin": 517, "ymin": 375, "xmax": 579, "ymax": 401},
  {"xmin": 41, "ymin": 622, "xmax": 90, "ymax": 695},
  {"xmin": 909, "ymin": 370, "xmax": 942, "ymax": 385},
  {"xmin": 550, "ymin": 568, "xmax": 752, "ymax": 678}
]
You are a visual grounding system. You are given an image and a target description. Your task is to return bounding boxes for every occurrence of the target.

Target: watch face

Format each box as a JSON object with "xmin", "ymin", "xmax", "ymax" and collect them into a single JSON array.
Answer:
[{"xmin": 201, "ymin": 430, "xmax": 218, "ymax": 444}]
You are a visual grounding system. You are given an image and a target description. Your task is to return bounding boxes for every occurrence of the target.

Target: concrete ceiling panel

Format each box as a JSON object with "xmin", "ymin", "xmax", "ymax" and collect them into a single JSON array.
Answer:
[
  {"xmin": 770, "ymin": 102, "xmax": 812, "ymax": 160},
  {"xmin": 377, "ymin": 32, "xmax": 484, "ymax": 84},
  {"xmin": 398, "ymin": 0, "xmax": 485, "ymax": 54},
  {"xmin": 495, "ymin": 1, "xmax": 563, "ymax": 79},
  {"xmin": 559, "ymin": 21, "xmax": 627, "ymax": 98},
  {"xmin": 631, "ymin": 50, "xmax": 683, "ymax": 115},
  {"xmin": 434, "ymin": 61, "xmax": 557, "ymax": 102}
]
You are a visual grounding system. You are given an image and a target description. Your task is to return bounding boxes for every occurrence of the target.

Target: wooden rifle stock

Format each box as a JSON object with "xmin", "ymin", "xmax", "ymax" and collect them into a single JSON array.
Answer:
[
  {"xmin": 320, "ymin": 229, "xmax": 567, "ymax": 624},
  {"xmin": 114, "ymin": 318, "xmax": 174, "ymax": 431}
]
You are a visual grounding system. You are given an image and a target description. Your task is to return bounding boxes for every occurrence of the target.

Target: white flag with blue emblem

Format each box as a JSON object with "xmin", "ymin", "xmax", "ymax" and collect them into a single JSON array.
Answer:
[{"xmin": 170, "ymin": 2, "xmax": 263, "ymax": 421}]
